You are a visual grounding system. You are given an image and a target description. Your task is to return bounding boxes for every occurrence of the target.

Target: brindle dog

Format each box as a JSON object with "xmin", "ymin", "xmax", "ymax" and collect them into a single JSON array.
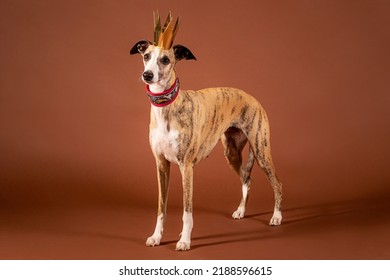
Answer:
[{"xmin": 130, "ymin": 40, "xmax": 283, "ymax": 251}]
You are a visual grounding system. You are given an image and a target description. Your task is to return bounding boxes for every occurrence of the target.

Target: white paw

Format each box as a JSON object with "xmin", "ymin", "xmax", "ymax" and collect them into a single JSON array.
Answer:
[
  {"xmin": 176, "ymin": 241, "xmax": 191, "ymax": 251},
  {"xmin": 146, "ymin": 235, "xmax": 161, "ymax": 247},
  {"xmin": 232, "ymin": 208, "xmax": 245, "ymax": 219},
  {"xmin": 269, "ymin": 214, "xmax": 282, "ymax": 226}
]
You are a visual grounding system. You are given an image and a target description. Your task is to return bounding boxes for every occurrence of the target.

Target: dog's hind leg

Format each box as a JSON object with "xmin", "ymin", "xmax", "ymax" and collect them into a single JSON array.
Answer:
[
  {"xmin": 260, "ymin": 154, "xmax": 282, "ymax": 226},
  {"xmin": 221, "ymin": 127, "xmax": 255, "ymax": 219},
  {"xmin": 232, "ymin": 147, "xmax": 255, "ymax": 219},
  {"xmin": 249, "ymin": 117, "xmax": 283, "ymax": 226},
  {"xmin": 146, "ymin": 156, "xmax": 170, "ymax": 247}
]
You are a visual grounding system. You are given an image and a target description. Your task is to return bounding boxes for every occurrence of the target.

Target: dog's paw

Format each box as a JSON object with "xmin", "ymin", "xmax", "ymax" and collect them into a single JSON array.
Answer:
[
  {"xmin": 269, "ymin": 213, "xmax": 282, "ymax": 226},
  {"xmin": 146, "ymin": 236, "xmax": 161, "ymax": 247},
  {"xmin": 232, "ymin": 207, "xmax": 245, "ymax": 219},
  {"xmin": 176, "ymin": 241, "xmax": 191, "ymax": 251}
]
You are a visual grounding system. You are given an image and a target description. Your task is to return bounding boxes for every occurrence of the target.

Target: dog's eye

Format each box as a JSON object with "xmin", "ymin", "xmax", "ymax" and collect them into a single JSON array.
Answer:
[
  {"xmin": 144, "ymin": 53, "xmax": 150, "ymax": 61},
  {"xmin": 161, "ymin": 57, "xmax": 170, "ymax": 65}
]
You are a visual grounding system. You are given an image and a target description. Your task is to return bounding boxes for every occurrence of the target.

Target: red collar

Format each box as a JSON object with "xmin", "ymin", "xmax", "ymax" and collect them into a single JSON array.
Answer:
[{"xmin": 146, "ymin": 78, "xmax": 180, "ymax": 107}]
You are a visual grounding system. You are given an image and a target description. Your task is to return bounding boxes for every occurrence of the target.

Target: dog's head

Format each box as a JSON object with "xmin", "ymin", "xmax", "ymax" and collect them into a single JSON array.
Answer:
[
  {"xmin": 130, "ymin": 12, "xmax": 196, "ymax": 87},
  {"xmin": 130, "ymin": 41, "xmax": 196, "ymax": 85}
]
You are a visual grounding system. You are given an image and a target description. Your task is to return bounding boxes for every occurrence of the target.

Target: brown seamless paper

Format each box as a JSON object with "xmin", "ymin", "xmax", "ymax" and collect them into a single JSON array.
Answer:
[{"xmin": 0, "ymin": 0, "xmax": 389, "ymax": 259}]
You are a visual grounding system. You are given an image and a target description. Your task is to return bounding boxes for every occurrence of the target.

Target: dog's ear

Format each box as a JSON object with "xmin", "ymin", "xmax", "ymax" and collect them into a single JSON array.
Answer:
[
  {"xmin": 130, "ymin": 40, "xmax": 151, "ymax": 55},
  {"xmin": 173, "ymin": 45, "xmax": 197, "ymax": 61}
]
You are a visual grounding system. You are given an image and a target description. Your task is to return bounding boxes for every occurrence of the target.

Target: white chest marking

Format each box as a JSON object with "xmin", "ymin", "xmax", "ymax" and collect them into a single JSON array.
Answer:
[{"xmin": 150, "ymin": 108, "xmax": 179, "ymax": 164}]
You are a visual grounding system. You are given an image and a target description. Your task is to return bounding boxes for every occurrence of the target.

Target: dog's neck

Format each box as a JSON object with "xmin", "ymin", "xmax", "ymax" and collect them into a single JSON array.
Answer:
[
  {"xmin": 147, "ymin": 78, "xmax": 180, "ymax": 107},
  {"xmin": 146, "ymin": 73, "xmax": 179, "ymax": 107}
]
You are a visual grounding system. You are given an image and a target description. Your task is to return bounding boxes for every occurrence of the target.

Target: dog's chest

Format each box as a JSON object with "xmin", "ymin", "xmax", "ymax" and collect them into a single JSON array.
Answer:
[{"xmin": 150, "ymin": 117, "xmax": 180, "ymax": 164}]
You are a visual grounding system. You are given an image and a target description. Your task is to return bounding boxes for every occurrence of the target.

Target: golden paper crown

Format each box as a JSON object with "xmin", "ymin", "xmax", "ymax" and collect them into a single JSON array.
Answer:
[{"xmin": 153, "ymin": 11, "xmax": 180, "ymax": 49}]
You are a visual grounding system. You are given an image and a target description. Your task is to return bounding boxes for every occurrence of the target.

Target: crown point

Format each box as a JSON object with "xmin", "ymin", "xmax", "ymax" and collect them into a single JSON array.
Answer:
[{"xmin": 153, "ymin": 11, "xmax": 180, "ymax": 49}]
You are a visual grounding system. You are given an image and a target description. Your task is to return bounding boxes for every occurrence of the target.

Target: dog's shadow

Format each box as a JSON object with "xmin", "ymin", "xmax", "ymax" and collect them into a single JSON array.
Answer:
[
  {"xmin": 159, "ymin": 210, "xmax": 279, "ymax": 249},
  {"xmin": 160, "ymin": 198, "xmax": 389, "ymax": 250},
  {"xmin": 161, "ymin": 228, "xmax": 274, "ymax": 249}
]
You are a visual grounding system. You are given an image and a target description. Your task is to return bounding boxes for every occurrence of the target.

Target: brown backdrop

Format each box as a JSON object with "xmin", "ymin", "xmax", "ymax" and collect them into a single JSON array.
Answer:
[{"xmin": 1, "ymin": 0, "xmax": 389, "ymax": 259}]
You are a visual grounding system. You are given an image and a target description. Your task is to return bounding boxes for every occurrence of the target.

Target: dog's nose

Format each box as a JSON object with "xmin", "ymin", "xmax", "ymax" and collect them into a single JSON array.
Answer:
[{"xmin": 142, "ymin": 71, "xmax": 154, "ymax": 82}]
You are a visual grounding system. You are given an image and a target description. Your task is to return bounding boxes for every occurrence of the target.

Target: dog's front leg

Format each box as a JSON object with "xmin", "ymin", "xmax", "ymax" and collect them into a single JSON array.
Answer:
[
  {"xmin": 176, "ymin": 163, "xmax": 194, "ymax": 251},
  {"xmin": 146, "ymin": 156, "xmax": 170, "ymax": 247}
]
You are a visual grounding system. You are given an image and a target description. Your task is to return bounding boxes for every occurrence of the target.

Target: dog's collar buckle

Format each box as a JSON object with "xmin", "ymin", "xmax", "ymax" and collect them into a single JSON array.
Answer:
[{"xmin": 146, "ymin": 78, "xmax": 180, "ymax": 107}]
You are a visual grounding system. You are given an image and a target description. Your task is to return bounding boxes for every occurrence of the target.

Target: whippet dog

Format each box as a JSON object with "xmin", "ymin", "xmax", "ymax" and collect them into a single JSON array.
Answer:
[{"xmin": 130, "ymin": 12, "xmax": 283, "ymax": 251}]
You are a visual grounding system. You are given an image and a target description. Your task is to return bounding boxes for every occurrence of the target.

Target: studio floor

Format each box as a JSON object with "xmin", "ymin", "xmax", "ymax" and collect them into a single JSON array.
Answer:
[{"xmin": 1, "ymin": 194, "xmax": 389, "ymax": 260}]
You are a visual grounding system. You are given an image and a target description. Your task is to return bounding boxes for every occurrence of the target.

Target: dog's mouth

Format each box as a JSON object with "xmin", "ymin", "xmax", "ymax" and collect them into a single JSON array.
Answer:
[
  {"xmin": 143, "ymin": 80, "xmax": 160, "ymax": 87},
  {"xmin": 142, "ymin": 76, "xmax": 160, "ymax": 85}
]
